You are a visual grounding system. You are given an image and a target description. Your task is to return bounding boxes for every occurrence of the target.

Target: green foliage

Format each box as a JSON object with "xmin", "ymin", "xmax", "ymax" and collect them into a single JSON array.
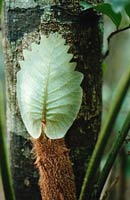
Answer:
[
  {"xmin": 80, "ymin": 1, "xmax": 130, "ymax": 28},
  {"xmin": 79, "ymin": 68, "xmax": 130, "ymax": 200},
  {"xmin": 102, "ymin": 62, "xmax": 107, "ymax": 74},
  {"xmin": 111, "ymin": 0, "xmax": 130, "ymax": 13},
  {"xmin": 96, "ymin": 111, "xmax": 130, "ymax": 199},
  {"xmin": 125, "ymin": 3, "xmax": 130, "ymax": 18},
  {"xmin": 95, "ymin": 3, "xmax": 121, "ymax": 28},
  {"xmin": 80, "ymin": 2, "xmax": 121, "ymax": 28}
]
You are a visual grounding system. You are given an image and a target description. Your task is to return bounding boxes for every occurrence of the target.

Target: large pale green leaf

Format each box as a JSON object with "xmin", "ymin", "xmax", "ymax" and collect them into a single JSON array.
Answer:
[{"xmin": 17, "ymin": 33, "xmax": 83, "ymax": 139}]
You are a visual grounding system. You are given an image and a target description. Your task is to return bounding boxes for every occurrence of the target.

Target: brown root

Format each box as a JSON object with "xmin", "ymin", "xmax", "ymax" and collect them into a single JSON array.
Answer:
[{"xmin": 32, "ymin": 134, "xmax": 77, "ymax": 200}]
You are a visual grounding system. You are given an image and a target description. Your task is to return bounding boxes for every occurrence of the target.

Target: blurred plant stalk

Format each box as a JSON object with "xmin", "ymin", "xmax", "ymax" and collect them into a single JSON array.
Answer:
[
  {"xmin": 0, "ymin": 82, "xmax": 16, "ymax": 200},
  {"xmin": 97, "ymin": 111, "xmax": 130, "ymax": 199},
  {"xmin": 79, "ymin": 67, "xmax": 130, "ymax": 200}
]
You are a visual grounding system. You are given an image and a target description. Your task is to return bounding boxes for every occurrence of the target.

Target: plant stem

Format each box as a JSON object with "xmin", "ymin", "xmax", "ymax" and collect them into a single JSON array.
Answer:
[
  {"xmin": 96, "ymin": 111, "xmax": 130, "ymax": 199},
  {"xmin": 0, "ymin": 83, "xmax": 16, "ymax": 200},
  {"xmin": 79, "ymin": 68, "xmax": 130, "ymax": 200}
]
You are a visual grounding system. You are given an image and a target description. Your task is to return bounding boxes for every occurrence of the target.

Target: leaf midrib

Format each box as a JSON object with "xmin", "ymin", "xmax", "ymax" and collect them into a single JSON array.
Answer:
[
  {"xmin": 42, "ymin": 64, "xmax": 51, "ymax": 122},
  {"xmin": 41, "ymin": 43, "xmax": 56, "ymax": 123}
]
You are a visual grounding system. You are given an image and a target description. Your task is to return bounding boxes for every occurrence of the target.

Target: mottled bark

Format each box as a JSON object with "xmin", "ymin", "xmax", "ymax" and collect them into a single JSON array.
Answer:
[{"xmin": 3, "ymin": 0, "xmax": 102, "ymax": 199}]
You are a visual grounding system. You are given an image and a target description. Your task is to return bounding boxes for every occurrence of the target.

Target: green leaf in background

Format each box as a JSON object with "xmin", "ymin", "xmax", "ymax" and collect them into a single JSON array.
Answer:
[
  {"xmin": 80, "ymin": 2, "xmax": 122, "ymax": 28},
  {"xmin": 125, "ymin": 3, "xmax": 130, "ymax": 18},
  {"xmin": 96, "ymin": 111, "xmax": 130, "ymax": 199},
  {"xmin": 94, "ymin": 3, "xmax": 122, "ymax": 28},
  {"xmin": 111, "ymin": 0, "xmax": 130, "ymax": 13},
  {"xmin": 79, "ymin": 67, "xmax": 130, "ymax": 200}
]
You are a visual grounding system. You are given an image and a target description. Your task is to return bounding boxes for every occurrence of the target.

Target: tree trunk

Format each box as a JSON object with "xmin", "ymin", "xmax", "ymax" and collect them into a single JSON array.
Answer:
[{"xmin": 2, "ymin": 0, "xmax": 102, "ymax": 199}]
